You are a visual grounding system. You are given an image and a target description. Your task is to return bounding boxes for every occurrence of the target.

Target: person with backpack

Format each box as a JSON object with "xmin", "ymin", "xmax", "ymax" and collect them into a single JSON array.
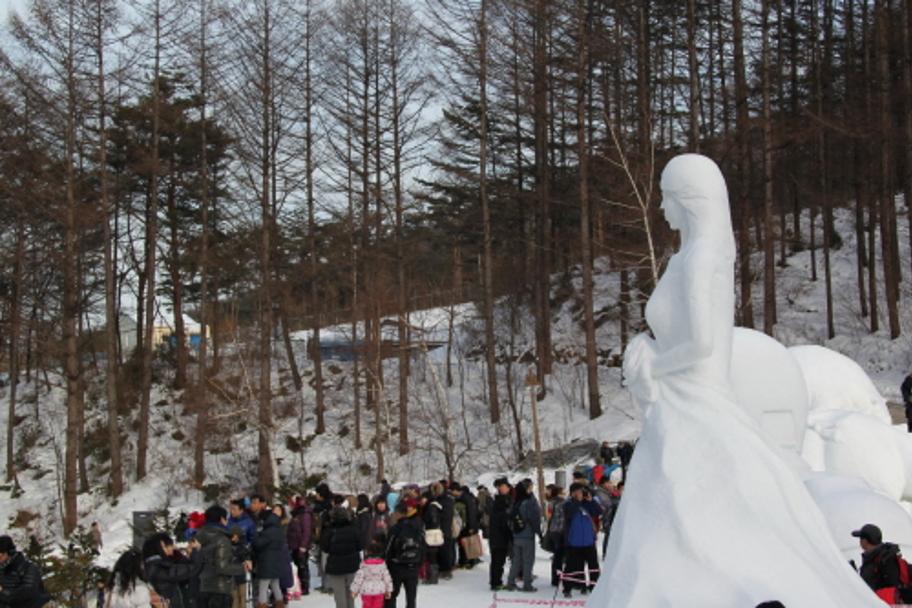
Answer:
[
  {"xmin": 852, "ymin": 524, "xmax": 907, "ymax": 603},
  {"xmin": 544, "ymin": 486, "xmax": 567, "ymax": 588},
  {"xmin": 561, "ymin": 483, "xmax": 602, "ymax": 598},
  {"xmin": 593, "ymin": 476, "xmax": 621, "ymax": 558},
  {"xmin": 0, "ymin": 536, "xmax": 50, "ymax": 608},
  {"xmin": 287, "ymin": 497, "xmax": 313, "ymax": 596},
  {"xmin": 505, "ymin": 482, "xmax": 541, "ymax": 593},
  {"xmin": 452, "ymin": 485, "xmax": 479, "ymax": 570},
  {"xmin": 476, "ymin": 486, "xmax": 491, "ymax": 539},
  {"xmin": 321, "ymin": 507, "xmax": 362, "ymax": 608},
  {"xmin": 350, "ymin": 540, "xmax": 393, "ymax": 608},
  {"xmin": 384, "ymin": 500, "xmax": 424, "ymax": 608},
  {"xmin": 488, "ymin": 478, "xmax": 513, "ymax": 591}
]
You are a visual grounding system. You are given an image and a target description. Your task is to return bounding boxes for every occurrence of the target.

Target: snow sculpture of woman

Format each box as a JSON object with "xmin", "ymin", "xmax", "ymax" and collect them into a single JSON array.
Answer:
[{"xmin": 587, "ymin": 154, "xmax": 881, "ymax": 607}]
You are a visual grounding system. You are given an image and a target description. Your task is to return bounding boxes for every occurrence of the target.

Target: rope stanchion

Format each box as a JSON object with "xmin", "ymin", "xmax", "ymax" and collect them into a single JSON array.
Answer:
[{"xmin": 491, "ymin": 597, "xmax": 586, "ymax": 607}]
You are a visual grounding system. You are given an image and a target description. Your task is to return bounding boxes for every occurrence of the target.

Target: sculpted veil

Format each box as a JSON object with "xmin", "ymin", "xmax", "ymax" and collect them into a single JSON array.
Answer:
[{"xmin": 587, "ymin": 154, "xmax": 882, "ymax": 607}]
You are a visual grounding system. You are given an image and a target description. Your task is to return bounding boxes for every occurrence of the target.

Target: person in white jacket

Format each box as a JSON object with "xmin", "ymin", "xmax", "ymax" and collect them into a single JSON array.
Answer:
[
  {"xmin": 106, "ymin": 549, "xmax": 160, "ymax": 608},
  {"xmin": 349, "ymin": 541, "xmax": 393, "ymax": 608}
]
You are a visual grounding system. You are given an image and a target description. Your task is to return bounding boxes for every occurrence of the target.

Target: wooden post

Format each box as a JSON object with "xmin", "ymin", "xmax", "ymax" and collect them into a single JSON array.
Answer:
[{"xmin": 526, "ymin": 370, "xmax": 546, "ymax": 506}]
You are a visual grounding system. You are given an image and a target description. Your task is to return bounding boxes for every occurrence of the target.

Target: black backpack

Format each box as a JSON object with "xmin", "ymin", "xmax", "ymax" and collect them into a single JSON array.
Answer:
[
  {"xmin": 510, "ymin": 501, "xmax": 527, "ymax": 534},
  {"xmin": 389, "ymin": 523, "xmax": 423, "ymax": 565}
]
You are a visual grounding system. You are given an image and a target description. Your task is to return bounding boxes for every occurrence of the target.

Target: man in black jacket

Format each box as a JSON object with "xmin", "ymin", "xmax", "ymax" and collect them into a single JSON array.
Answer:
[
  {"xmin": 0, "ymin": 537, "xmax": 49, "ymax": 608},
  {"xmin": 452, "ymin": 485, "xmax": 480, "ymax": 569},
  {"xmin": 488, "ymin": 478, "xmax": 513, "ymax": 591},
  {"xmin": 853, "ymin": 524, "xmax": 902, "ymax": 593}
]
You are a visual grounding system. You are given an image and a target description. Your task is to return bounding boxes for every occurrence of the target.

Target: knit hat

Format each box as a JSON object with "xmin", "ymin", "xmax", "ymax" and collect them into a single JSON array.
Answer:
[
  {"xmin": 0, "ymin": 536, "xmax": 15, "ymax": 554},
  {"xmin": 494, "ymin": 477, "xmax": 510, "ymax": 488},
  {"xmin": 404, "ymin": 498, "xmax": 420, "ymax": 517}
]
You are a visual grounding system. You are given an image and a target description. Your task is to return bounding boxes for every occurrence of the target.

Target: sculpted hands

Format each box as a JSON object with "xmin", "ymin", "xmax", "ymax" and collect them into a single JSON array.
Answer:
[{"xmin": 623, "ymin": 334, "xmax": 659, "ymax": 404}]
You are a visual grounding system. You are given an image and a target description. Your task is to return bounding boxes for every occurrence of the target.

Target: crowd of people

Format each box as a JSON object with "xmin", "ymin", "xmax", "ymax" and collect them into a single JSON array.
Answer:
[{"xmin": 6, "ymin": 437, "xmax": 908, "ymax": 608}]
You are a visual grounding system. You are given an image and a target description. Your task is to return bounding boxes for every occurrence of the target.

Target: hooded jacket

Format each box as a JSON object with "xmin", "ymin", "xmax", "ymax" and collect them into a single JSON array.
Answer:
[
  {"xmin": 320, "ymin": 518, "xmax": 362, "ymax": 575},
  {"xmin": 860, "ymin": 542, "xmax": 902, "ymax": 591}
]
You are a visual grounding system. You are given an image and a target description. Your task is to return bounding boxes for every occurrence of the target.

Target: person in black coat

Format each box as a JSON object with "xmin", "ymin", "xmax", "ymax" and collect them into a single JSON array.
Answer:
[
  {"xmin": 902, "ymin": 374, "xmax": 912, "ymax": 433},
  {"xmin": 599, "ymin": 442, "xmax": 614, "ymax": 465},
  {"xmin": 453, "ymin": 485, "xmax": 480, "ymax": 569},
  {"xmin": 617, "ymin": 442, "xmax": 635, "ymax": 481},
  {"xmin": 0, "ymin": 537, "xmax": 50, "ymax": 608},
  {"xmin": 853, "ymin": 524, "xmax": 902, "ymax": 593},
  {"xmin": 142, "ymin": 533, "xmax": 203, "ymax": 608},
  {"xmin": 355, "ymin": 494, "xmax": 373, "ymax": 549},
  {"xmin": 320, "ymin": 507, "xmax": 362, "ymax": 608},
  {"xmin": 384, "ymin": 500, "xmax": 425, "ymax": 608},
  {"xmin": 252, "ymin": 511, "xmax": 288, "ymax": 607},
  {"xmin": 431, "ymin": 483, "xmax": 455, "ymax": 579},
  {"xmin": 488, "ymin": 478, "xmax": 513, "ymax": 591}
]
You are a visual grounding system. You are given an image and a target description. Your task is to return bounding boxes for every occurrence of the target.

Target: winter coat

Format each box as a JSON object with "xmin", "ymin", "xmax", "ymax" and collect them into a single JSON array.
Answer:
[
  {"xmin": 563, "ymin": 499, "xmax": 603, "ymax": 548},
  {"xmin": 511, "ymin": 497, "xmax": 541, "ymax": 540},
  {"xmin": 904, "ymin": 376, "xmax": 912, "ymax": 415},
  {"xmin": 287, "ymin": 506, "xmax": 314, "ymax": 554},
  {"xmin": 600, "ymin": 445, "xmax": 615, "ymax": 464},
  {"xmin": 90, "ymin": 527, "xmax": 103, "ymax": 550},
  {"xmin": 860, "ymin": 542, "xmax": 902, "ymax": 591},
  {"xmin": 356, "ymin": 508, "xmax": 373, "ymax": 548},
  {"xmin": 617, "ymin": 443, "xmax": 634, "ymax": 468},
  {"xmin": 546, "ymin": 497, "xmax": 567, "ymax": 534},
  {"xmin": 106, "ymin": 578, "xmax": 153, "ymax": 608},
  {"xmin": 423, "ymin": 500, "xmax": 442, "ymax": 531},
  {"xmin": 350, "ymin": 559, "xmax": 393, "ymax": 598},
  {"xmin": 196, "ymin": 524, "xmax": 246, "ymax": 596},
  {"xmin": 227, "ymin": 513, "xmax": 257, "ymax": 546},
  {"xmin": 436, "ymin": 494, "xmax": 456, "ymax": 540},
  {"xmin": 458, "ymin": 492, "xmax": 479, "ymax": 534},
  {"xmin": 476, "ymin": 490, "xmax": 491, "ymax": 534},
  {"xmin": 385, "ymin": 516, "xmax": 425, "ymax": 567},
  {"xmin": 0, "ymin": 552, "xmax": 50, "ymax": 608},
  {"xmin": 488, "ymin": 494, "xmax": 513, "ymax": 550},
  {"xmin": 144, "ymin": 553, "xmax": 202, "ymax": 608},
  {"xmin": 368, "ymin": 512, "xmax": 391, "ymax": 543},
  {"xmin": 320, "ymin": 521, "xmax": 362, "ymax": 576},
  {"xmin": 252, "ymin": 512, "xmax": 288, "ymax": 580}
]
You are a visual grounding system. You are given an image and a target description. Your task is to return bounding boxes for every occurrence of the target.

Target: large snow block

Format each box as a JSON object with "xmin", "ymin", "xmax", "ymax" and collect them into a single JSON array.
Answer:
[{"xmin": 731, "ymin": 328, "xmax": 809, "ymax": 453}]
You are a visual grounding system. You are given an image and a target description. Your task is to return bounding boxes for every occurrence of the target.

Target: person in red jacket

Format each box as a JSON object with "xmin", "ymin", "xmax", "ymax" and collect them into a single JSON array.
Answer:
[{"xmin": 853, "ymin": 524, "xmax": 903, "ymax": 602}]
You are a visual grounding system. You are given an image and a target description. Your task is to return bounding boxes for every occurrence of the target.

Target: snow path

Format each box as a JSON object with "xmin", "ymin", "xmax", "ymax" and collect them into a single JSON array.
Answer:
[{"xmin": 291, "ymin": 541, "xmax": 590, "ymax": 608}]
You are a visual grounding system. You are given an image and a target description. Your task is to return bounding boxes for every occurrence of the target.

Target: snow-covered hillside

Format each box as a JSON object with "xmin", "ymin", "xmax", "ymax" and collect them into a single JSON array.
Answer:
[{"xmin": 2, "ymin": 203, "xmax": 911, "ymax": 562}]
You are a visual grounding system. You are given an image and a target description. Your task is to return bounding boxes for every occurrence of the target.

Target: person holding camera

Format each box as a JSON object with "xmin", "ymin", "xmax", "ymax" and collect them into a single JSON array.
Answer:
[{"xmin": 561, "ymin": 483, "xmax": 602, "ymax": 598}]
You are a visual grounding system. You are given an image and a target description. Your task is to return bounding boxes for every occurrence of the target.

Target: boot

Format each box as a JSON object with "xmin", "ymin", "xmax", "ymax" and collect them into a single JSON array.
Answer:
[{"xmin": 426, "ymin": 564, "xmax": 439, "ymax": 585}]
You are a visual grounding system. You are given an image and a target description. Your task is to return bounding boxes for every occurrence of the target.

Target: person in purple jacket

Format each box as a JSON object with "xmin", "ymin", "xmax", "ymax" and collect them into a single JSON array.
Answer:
[
  {"xmin": 287, "ymin": 497, "xmax": 314, "ymax": 596},
  {"xmin": 561, "ymin": 483, "xmax": 603, "ymax": 598}
]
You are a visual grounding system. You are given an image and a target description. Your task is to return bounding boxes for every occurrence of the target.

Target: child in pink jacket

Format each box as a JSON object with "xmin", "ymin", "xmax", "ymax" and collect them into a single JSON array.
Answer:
[{"xmin": 350, "ymin": 540, "xmax": 394, "ymax": 608}]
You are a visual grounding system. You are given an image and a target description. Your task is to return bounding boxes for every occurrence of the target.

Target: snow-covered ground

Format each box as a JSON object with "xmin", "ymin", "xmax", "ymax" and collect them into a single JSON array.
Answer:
[{"xmin": 2, "ymin": 202, "xmax": 912, "ymax": 568}]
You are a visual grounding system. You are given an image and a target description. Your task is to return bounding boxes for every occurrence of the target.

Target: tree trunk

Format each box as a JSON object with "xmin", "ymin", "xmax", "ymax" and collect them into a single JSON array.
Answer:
[
  {"xmin": 6, "ymin": 224, "xmax": 23, "ymax": 483},
  {"xmin": 533, "ymin": 0, "xmax": 552, "ymax": 387},
  {"xmin": 733, "ymin": 0, "xmax": 754, "ymax": 327},
  {"xmin": 137, "ymin": 0, "xmax": 162, "ymax": 481},
  {"xmin": 577, "ymin": 0, "xmax": 601, "ymax": 419},
  {"xmin": 761, "ymin": 0, "xmax": 777, "ymax": 335},
  {"xmin": 479, "ymin": 0, "xmax": 500, "ymax": 425},
  {"xmin": 687, "ymin": 0, "xmax": 701, "ymax": 151}
]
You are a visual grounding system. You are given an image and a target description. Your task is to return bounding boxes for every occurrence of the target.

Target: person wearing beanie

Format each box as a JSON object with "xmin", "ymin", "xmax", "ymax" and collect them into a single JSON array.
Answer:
[{"xmin": 0, "ymin": 536, "xmax": 50, "ymax": 608}]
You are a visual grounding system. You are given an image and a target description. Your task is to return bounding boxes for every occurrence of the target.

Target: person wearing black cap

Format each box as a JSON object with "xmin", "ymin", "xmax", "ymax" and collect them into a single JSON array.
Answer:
[
  {"xmin": 488, "ymin": 478, "xmax": 513, "ymax": 591},
  {"xmin": 852, "ymin": 524, "xmax": 902, "ymax": 595},
  {"xmin": 0, "ymin": 536, "xmax": 50, "ymax": 608}
]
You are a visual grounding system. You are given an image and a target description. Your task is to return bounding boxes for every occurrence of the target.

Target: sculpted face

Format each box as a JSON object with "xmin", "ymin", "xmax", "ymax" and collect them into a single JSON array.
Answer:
[{"xmin": 661, "ymin": 191, "xmax": 685, "ymax": 231}]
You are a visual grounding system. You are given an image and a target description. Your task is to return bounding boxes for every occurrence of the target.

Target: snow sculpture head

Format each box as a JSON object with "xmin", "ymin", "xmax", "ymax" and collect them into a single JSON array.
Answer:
[{"xmin": 660, "ymin": 153, "xmax": 735, "ymax": 258}]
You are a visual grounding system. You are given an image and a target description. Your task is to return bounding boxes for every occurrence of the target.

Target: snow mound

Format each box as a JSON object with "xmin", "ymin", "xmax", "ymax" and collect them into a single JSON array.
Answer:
[
  {"xmin": 790, "ymin": 345, "xmax": 891, "ymax": 423},
  {"xmin": 731, "ymin": 328, "xmax": 809, "ymax": 452},
  {"xmin": 805, "ymin": 473, "xmax": 912, "ymax": 561},
  {"xmin": 803, "ymin": 409, "xmax": 906, "ymax": 500}
]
